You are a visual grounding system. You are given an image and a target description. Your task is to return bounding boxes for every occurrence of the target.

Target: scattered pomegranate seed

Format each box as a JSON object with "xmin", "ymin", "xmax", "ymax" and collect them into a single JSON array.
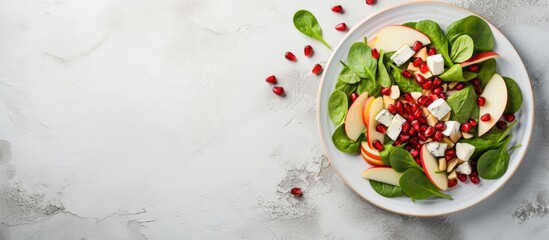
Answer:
[
  {"xmin": 468, "ymin": 64, "xmax": 480, "ymax": 73},
  {"xmin": 350, "ymin": 93, "xmax": 359, "ymax": 102},
  {"xmin": 412, "ymin": 120, "xmax": 421, "ymax": 131},
  {"xmin": 448, "ymin": 179, "xmax": 458, "ymax": 188},
  {"xmin": 304, "ymin": 45, "xmax": 314, "ymax": 57},
  {"xmin": 381, "ymin": 87, "xmax": 391, "ymax": 95},
  {"xmin": 401, "ymin": 69, "xmax": 412, "ymax": 78},
  {"xmin": 331, "ymin": 5, "xmax": 344, "ymax": 13},
  {"xmin": 372, "ymin": 140, "xmax": 383, "ymax": 151},
  {"xmin": 413, "ymin": 57, "xmax": 422, "ymax": 67},
  {"xmin": 399, "ymin": 134, "xmax": 410, "ymax": 142},
  {"xmin": 366, "ymin": 0, "xmax": 376, "ymax": 5},
  {"xmin": 420, "ymin": 62, "xmax": 429, "ymax": 73},
  {"xmin": 312, "ymin": 64, "xmax": 323, "ymax": 75},
  {"xmin": 477, "ymin": 96, "xmax": 486, "ymax": 106},
  {"xmin": 455, "ymin": 83, "xmax": 465, "ymax": 90},
  {"xmin": 272, "ymin": 87, "xmax": 285, "ymax": 96},
  {"xmin": 469, "ymin": 119, "xmax": 477, "ymax": 127},
  {"xmin": 432, "ymin": 87, "xmax": 443, "ymax": 95},
  {"xmin": 265, "ymin": 75, "xmax": 277, "ymax": 84},
  {"xmin": 376, "ymin": 125, "xmax": 387, "ymax": 134},
  {"xmin": 497, "ymin": 121, "xmax": 507, "ymax": 129},
  {"xmin": 285, "ymin": 51, "xmax": 297, "ymax": 61},
  {"xmin": 428, "ymin": 47, "xmax": 437, "ymax": 56},
  {"xmin": 432, "ymin": 77, "xmax": 443, "ymax": 87},
  {"xmin": 404, "ymin": 93, "xmax": 414, "ymax": 102},
  {"xmin": 470, "ymin": 176, "xmax": 481, "ymax": 184},
  {"xmin": 435, "ymin": 122, "xmax": 446, "ymax": 131},
  {"xmin": 395, "ymin": 101, "xmax": 404, "ymax": 112},
  {"xmin": 412, "ymin": 41, "xmax": 423, "ymax": 51},
  {"xmin": 415, "ymin": 74, "xmax": 426, "ymax": 84},
  {"xmin": 433, "ymin": 130, "xmax": 443, "ymax": 141},
  {"xmin": 402, "ymin": 122, "xmax": 411, "ymax": 132},
  {"xmin": 424, "ymin": 126, "xmax": 435, "ymax": 137},
  {"xmin": 474, "ymin": 85, "xmax": 483, "ymax": 95},
  {"xmin": 504, "ymin": 113, "xmax": 516, "ymax": 122},
  {"xmin": 387, "ymin": 104, "xmax": 397, "ymax": 114},
  {"xmin": 422, "ymin": 81, "xmax": 432, "ymax": 90},
  {"xmin": 371, "ymin": 48, "xmax": 380, "ymax": 59},
  {"xmin": 410, "ymin": 149, "xmax": 419, "ymax": 157},
  {"xmin": 438, "ymin": 93, "xmax": 447, "ymax": 100},
  {"xmin": 335, "ymin": 23, "xmax": 347, "ymax": 31},
  {"xmin": 480, "ymin": 113, "xmax": 491, "ymax": 122},
  {"xmin": 472, "ymin": 78, "xmax": 480, "ymax": 86},
  {"xmin": 457, "ymin": 173, "xmax": 468, "ymax": 182},
  {"xmin": 460, "ymin": 122, "xmax": 472, "ymax": 132},
  {"xmin": 290, "ymin": 187, "xmax": 303, "ymax": 197}
]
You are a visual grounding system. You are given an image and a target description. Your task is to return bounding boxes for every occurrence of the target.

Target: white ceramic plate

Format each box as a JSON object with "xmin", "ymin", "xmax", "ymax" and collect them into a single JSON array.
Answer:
[{"xmin": 317, "ymin": 1, "xmax": 534, "ymax": 216}]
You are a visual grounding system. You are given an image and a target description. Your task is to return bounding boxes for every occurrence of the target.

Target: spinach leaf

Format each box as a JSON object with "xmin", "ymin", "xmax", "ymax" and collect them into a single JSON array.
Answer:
[
  {"xmin": 389, "ymin": 148, "xmax": 422, "ymax": 173},
  {"xmin": 470, "ymin": 103, "xmax": 479, "ymax": 121},
  {"xmin": 328, "ymin": 91, "xmax": 348, "ymax": 125},
  {"xmin": 348, "ymin": 42, "xmax": 377, "ymax": 81},
  {"xmin": 337, "ymin": 63, "xmax": 361, "ymax": 84},
  {"xmin": 399, "ymin": 168, "xmax": 453, "ymax": 200},
  {"xmin": 331, "ymin": 124, "xmax": 361, "ymax": 153},
  {"xmin": 390, "ymin": 65, "xmax": 422, "ymax": 92},
  {"xmin": 357, "ymin": 78, "xmax": 381, "ymax": 97},
  {"xmin": 477, "ymin": 137, "xmax": 512, "ymax": 179},
  {"xmin": 370, "ymin": 180, "xmax": 405, "ymax": 198},
  {"xmin": 416, "ymin": 20, "xmax": 453, "ymax": 67},
  {"xmin": 293, "ymin": 10, "xmax": 331, "ymax": 49},
  {"xmin": 439, "ymin": 64, "xmax": 477, "ymax": 82},
  {"xmin": 461, "ymin": 122, "xmax": 516, "ymax": 159},
  {"xmin": 335, "ymin": 80, "xmax": 357, "ymax": 96},
  {"xmin": 477, "ymin": 59, "xmax": 496, "ymax": 88},
  {"xmin": 482, "ymin": 121, "xmax": 517, "ymax": 143},
  {"xmin": 447, "ymin": 15, "xmax": 494, "ymax": 53},
  {"xmin": 377, "ymin": 51, "xmax": 393, "ymax": 88},
  {"xmin": 402, "ymin": 22, "xmax": 417, "ymax": 28},
  {"xmin": 503, "ymin": 77, "xmax": 523, "ymax": 114},
  {"xmin": 450, "ymin": 35, "xmax": 474, "ymax": 63},
  {"xmin": 379, "ymin": 141, "xmax": 400, "ymax": 166},
  {"xmin": 446, "ymin": 85, "xmax": 477, "ymax": 123}
]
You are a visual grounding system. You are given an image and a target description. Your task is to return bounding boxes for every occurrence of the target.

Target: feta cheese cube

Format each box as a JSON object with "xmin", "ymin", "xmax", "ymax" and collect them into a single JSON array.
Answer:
[
  {"xmin": 391, "ymin": 45, "xmax": 416, "ymax": 66},
  {"xmin": 442, "ymin": 121, "xmax": 461, "ymax": 136},
  {"xmin": 456, "ymin": 143, "xmax": 475, "ymax": 161},
  {"xmin": 427, "ymin": 54, "xmax": 445, "ymax": 75},
  {"xmin": 456, "ymin": 161, "xmax": 472, "ymax": 175},
  {"xmin": 386, "ymin": 114, "xmax": 406, "ymax": 141},
  {"xmin": 426, "ymin": 142, "xmax": 448, "ymax": 157},
  {"xmin": 427, "ymin": 98, "xmax": 452, "ymax": 120},
  {"xmin": 375, "ymin": 109, "xmax": 394, "ymax": 126}
]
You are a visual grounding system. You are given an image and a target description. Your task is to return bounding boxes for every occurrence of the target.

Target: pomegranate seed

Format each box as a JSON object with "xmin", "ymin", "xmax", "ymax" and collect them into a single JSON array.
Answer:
[
  {"xmin": 455, "ymin": 83, "xmax": 465, "ymax": 90},
  {"xmin": 408, "ymin": 128, "xmax": 416, "ymax": 136},
  {"xmin": 331, "ymin": 5, "xmax": 344, "ymax": 13},
  {"xmin": 312, "ymin": 64, "xmax": 323, "ymax": 75},
  {"xmin": 422, "ymin": 81, "xmax": 432, "ymax": 90},
  {"xmin": 418, "ymin": 133, "xmax": 427, "ymax": 141},
  {"xmin": 415, "ymin": 74, "xmax": 426, "ymax": 84},
  {"xmin": 445, "ymin": 149, "xmax": 456, "ymax": 158},
  {"xmin": 413, "ymin": 108, "xmax": 422, "ymax": 118},
  {"xmin": 470, "ymin": 171, "xmax": 478, "ymax": 178},
  {"xmin": 428, "ymin": 47, "xmax": 437, "ymax": 56},
  {"xmin": 415, "ymin": 158, "xmax": 421, "ymax": 165},
  {"xmin": 381, "ymin": 87, "xmax": 392, "ymax": 96},
  {"xmin": 445, "ymin": 155, "xmax": 453, "ymax": 161},
  {"xmin": 470, "ymin": 176, "xmax": 481, "ymax": 184},
  {"xmin": 457, "ymin": 173, "xmax": 468, "ymax": 182},
  {"xmin": 401, "ymin": 69, "xmax": 412, "ymax": 78},
  {"xmin": 433, "ymin": 130, "xmax": 443, "ymax": 142},
  {"xmin": 272, "ymin": 87, "xmax": 284, "ymax": 96},
  {"xmin": 350, "ymin": 93, "xmax": 359, "ymax": 102},
  {"xmin": 418, "ymin": 117, "xmax": 427, "ymax": 125},
  {"xmin": 412, "ymin": 103, "xmax": 419, "ymax": 113},
  {"xmin": 409, "ymin": 137, "xmax": 418, "ymax": 144},
  {"xmin": 438, "ymin": 93, "xmax": 447, "ymax": 100},
  {"xmin": 412, "ymin": 120, "xmax": 421, "ymax": 131},
  {"xmin": 472, "ymin": 78, "xmax": 480, "ymax": 86},
  {"xmin": 480, "ymin": 113, "xmax": 491, "ymax": 122},
  {"xmin": 504, "ymin": 114, "xmax": 516, "ymax": 122},
  {"xmin": 418, "ymin": 96, "xmax": 428, "ymax": 106},
  {"xmin": 477, "ymin": 96, "xmax": 486, "ymax": 106},
  {"xmin": 395, "ymin": 101, "xmax": 404, "ymax": 112},
  {"xmin": 404, "ymin": 93, "xmax": 414, "ymax": 102},
  {"xmin": 469, "ymin": 119, "xmax": 477, "ymax": 127},
  {"xmin": 387, "ymin": 104, "xmax": 397, "ymax": 114},
  {"xmin": 373, "ymin": 140, "xmax": 383, "ymax": 151},
  {"xmin": 404, "ymin": 103, "xmax": 412, "ymax": 113},
  {"xmin": 376, "ymin": 124, "xmax": 387, "ymax": 134},
  {"xmin": 285, "ymin": 51, "xmax": 296, "ymax": 61},
  {"xmin": 432, "ymin": 87, "xmax": 443, "ymax": 95},
  {"xmin": 497, "ymin": 121, "xmax": 507, "ymax": 129},
  {"xmin": 335, "ymin": 23, "xmax": 347, "ymax": 31},
  {"xmin": 265, "ymin": 75, "xmax": 277, "ymax": 84},
  {"xmin": 402, "ymin": 122, "xmax": 411, "ymax": 132},
  {"xmin": 432, "ymin": 77, "xmax": 443, "ymax": 87},
  {"xmin": 460, "ymin": 122, "xmax": 472, "ymax": 132},
  {"xmin": 448, "ymin": 179, "xmax": 458, "ymax": 188},
  {"xmin": 412, "ymin": 41, "xmax": 423, "ymax": 51},
  {"xmin": 393, "ymin": 140, "xmax": 403, "ymax": 146},
  {"xmin": 399, "ymin": 134, "xmax": 410, "ymax": 142},
  {"xmin": 413, "ymin": 57, "xmax": 422, "ymax": 67},
  {"xmin": 471, "ymin": 160, "xmax": 477, "ymax": 168},
  {"xmin": 290, "ymin": 187, "xmax": 303, "ymax": 197},
  {"xmin": 304, "ymin": 45, "xmax": 314, "ymax": 57},
  {"xmin": 410, "ymin": 149, "xmax": 419, "ymax": 157},
  {"xmin": 424, "ymin": 126, "xmax": 435, "ymax": 137},
  {"xmin": 371, "ymin": 48, "xmax": 380, "ymax": 59},
  {"xmin": 474, "ymin": 85, "xmax": 483, "ymax": 95},
  {"xmin": 469, "ymin": 64, "xmax": 480, "ymax": 73},
  {"xmin": 435, "ymin": 122, "xmax": 446, "ymax": 131},
  {"xmin": 420, "ymin": 62, "xmax": 429, "ymax": 73},
  {"xmin": 366, "ymin": 0, "xmax": 376, "ymax": 5}
]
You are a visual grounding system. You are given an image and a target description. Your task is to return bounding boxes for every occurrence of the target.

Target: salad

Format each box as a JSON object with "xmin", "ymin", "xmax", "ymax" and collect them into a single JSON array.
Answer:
[{"xmin": 328, "ymin": 16, "xmax": 523, "ymax": 200}]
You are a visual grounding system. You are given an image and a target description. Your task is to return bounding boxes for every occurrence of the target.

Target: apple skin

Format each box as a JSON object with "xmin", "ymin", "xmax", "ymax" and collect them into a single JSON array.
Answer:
[
  {"xmin": 361, "ymin": 149, "xmax": 385, "ymax": 166},
  {"xmin": 366, "ymin": 97, "xmax": 386, "ymax": 148},
  {"xmin": 362, "ymin": 97, "xmax": 375, "ymax": 128},
  {"xmin": 478, "ymin": 73, "xmax": 508, "ymax": 136},
  {"xmin": 374, "ymin": 25, "xmax": 431, "ymax": 52},
  {"xmin": 361, "ymin": 141, "xmax": 381, "ymax": 160},
  {"xmin": 460, "ymin": 52, "xmax": 499, "ymax": 67},
  {"xmin": 345, "ymin": 93, "xmax": 370, "ymax": 141},
  {"xmin": 361, "ymin": 167, "xmax": 403, "ymax": 186},
  {"xmin": 420, "ymin": 145, "xmax": 448, "ymax": 190}
]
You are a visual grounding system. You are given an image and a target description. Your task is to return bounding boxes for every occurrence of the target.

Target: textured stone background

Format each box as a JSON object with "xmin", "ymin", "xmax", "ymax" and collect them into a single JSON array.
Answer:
[{"xmin": 0, "ymin": 0, "xmax": 548, "ymax": 239}]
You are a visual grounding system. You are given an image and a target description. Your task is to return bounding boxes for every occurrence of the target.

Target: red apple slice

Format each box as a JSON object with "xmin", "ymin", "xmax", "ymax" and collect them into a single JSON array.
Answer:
[
  {"xmin": 478, "ymin": 73, "xmax": 508, "ymax": 136},
  {"xmin": 361, "ymin": 167, "xmax": 403, "ymax": 186},
  {"xmin": 460, "ymin": 52, "xmax": 499, "ymax": 67},
  {"xmin": 361, "ymin": 149, "xmax": 385, "ymax": 166},
  {"xmin": 366, "ymin": 97, "xmax": 385, "ymax": 148},
  {"xmin": 345, "ymin": 93, "xmax": 370, "ymax": 141},
  {"xmin": 374, "ymin": 25, "xmax": 431, "ymax": 52},
  {"xmin": 361, "ymin": 141, "xmax": 381, "ymax": 160},
  {"xmin": 362, "ymin": 97, "xmax": 375, "ymax": 127},
  {"xmin": 420, "ymin": 145, "xmax": 448, "ymax": 190}
]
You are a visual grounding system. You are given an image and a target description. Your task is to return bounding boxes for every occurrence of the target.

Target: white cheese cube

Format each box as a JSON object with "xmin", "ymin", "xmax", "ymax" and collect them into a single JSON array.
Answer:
[
  {"xmin": 427, "ymin": 98, "xmax": 452, "ymax": 120},
  {"xmin": 375, "ymin": 109, "xmax": 394, "ymax": 126},
  {"xmin": 456, "ymin": 143, "xmax": 475, "ymax": 161},
  {"xmin": 427, "ymin": 54, "xmax": 445, "ymax": 75},
  {"xmin": 426, "ymin": 142, "xmax": 447, "ymax": 157},
  {"xmin": 391, "ymin": 45, "xmax": 416, "ymax": 66},
  {"xmin": 456, "ymin": 161, "xmax": 472, "ymax": 175},
  {"xmin": 442, "ymin": 121, "xmax": 460, "ymax": 136},
  {"xmin": 387, "ymin": 114, "xmax": 406, "ymax": 141}
]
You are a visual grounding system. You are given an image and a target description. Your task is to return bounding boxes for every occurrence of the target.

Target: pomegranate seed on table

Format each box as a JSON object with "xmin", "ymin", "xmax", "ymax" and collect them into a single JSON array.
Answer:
[
  {"xmin": 272, "ymin": 87, "xmax": 285, "ymax": 96},
  {"xmin": 469, "ymin": 119, "xmax": 477, "ymax": 127},
  {"xmin": 457, "ymin": 173, "xmax": 468, "ymax": 182},
  {"xmin": 420, "ymin": 62, "xmax": 429, "ymax": 73},
  {"xmin": 387, "ymin": 104, "xmax": 397, "ymax": 114},
  {"xmin": 460, "ymin": 122, "xmax": 472, "ymax": 132},
  {"xmin": 504, "ymin": 113, "xmax": 516, "ymax": 122},
  {"xmin": 415, "ymin": 74, "xmax": 426, "ymax": 84},
  {"xmin": 285, "ymin": 51, "xmax": 297, "ymax": 61},
  {"xmin": 413, "ymin": 57, "xmax": 422, "ymax": 67},
  {"xmin": 410, "ymin": 149, "xmax": 419, "ymax": 157},
  {"xmin": 290, "ymin": 187, "xmax": 303, "ymax": 197},
  {"xmin": 470, "ymin": 176, "xmax": 481, "ymax": 184},
  {"xmin": 433, "ymin": 130, "xmax": 443, "ymax": 141},
  {"xmin": 265, "ymin": 75, "xmax": 277, "ymax": 84},
  {"xmin": 304, "ymin": 45, "xmax": 314, "ymax": 57},
  {"xmin": 468, "ymin": 64, "xmax": 480, "ymax": 73},
  {"xmin": 474, "ymin": 85, "xmax": 483, "ymax": 95},
  {"xmin": 477, "ymin": 96, "xmax": 486, "ymax": 106},
  {"xmin": 350, "ymin": 93, "xmax": 359, "ymax": 102},
  {"xmin": 373, "ymin": 140, "xmax": 384, "ymax": 151},
  {"xmin": 404, "ymin": 93, "xmax": 414, "ymax": 102},
  {"xmin": 472, "ymin": 78, "xmax": 480, "ymax": 86},
  {"xmin": 480, "ymin": 113, "xmax": 491, "ymax": 122},
  {"xmin": 433, "ymin": 87, "xmax": 443, "ymax": 95},
  {"xmin": 366, "ymin": 0, "xmax": 376, "ymax": 5},
  {"xmin": 455, "ymin": 82, "xmax": 465, "ymax": 90},
  {"xmin": 331, "ymin": 5, "xmax": 344, "ymax": 13},
  {"xmin": 424, "ymin": 126, "xmax": 435, "ymax": 137},
  {"xmin": 371, "ymin": 48, "xmax": 380, "ymax": 59},
  {"xmin": 335, "ymin": 23, "xmax": 347, "ymax": 31},
  {"xmin": 401, "ymin": 69, "xmax": 412, "ymax": 78},
  {"xmin": 422, "ymin": 81, "xmax": 432, "ymax": 90},
  {"xmin": 412, "ymin": 41, "xmax": 424, "ymax": 51},
  {"xmin": 376, "ymin": 124, "xmax": 387, "ymax": 134},
  {"xmin": 381, "ymin": 87, "xmax": 392, "ymax": 95},
  {"xmin": 428, "ymin": 47, "xmax": 437, "ymax": 55},
  {"xmin": 435, "ymin": 122, "xmax": 446, "ymax": 131},
  {"xmin": 448, "ymin": 179, "xmax": 458, "ymax": 188},
  {"xmin": 438, "ymin": 93, "xmax": 447, "ymax": 100},
  {"xmin": 312, "ymin": 64, "xmax": 323, "ymax": 75},
  {"xmin": 497, "ymin": 121, "xmax": 507, "ymax": 129},
  {"xmin": 432, "ymin": 77, "xmax": 443, "ymax": 87}
]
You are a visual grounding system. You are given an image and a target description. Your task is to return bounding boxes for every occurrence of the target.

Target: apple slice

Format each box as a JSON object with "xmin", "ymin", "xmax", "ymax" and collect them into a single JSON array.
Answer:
[
  {"xmin": 361, "ymin": 167, "xmax": 403, "ymax": 186},
  {"xmin": 374, "ymin": 25, "xmax": 431, "ymax": 52},
  {"xmin": 420, "ymin": 145, "xmax": 448, "ymax": 190},
  {"xmin": 345, "ymin": 93, "xmax": 370, "ymax": 141},
  {"xmin": 478, "ymin": 73, "xmax": 508, "ymax": 136},
  {"xmin": 361, "ymin": 141, "xmax": 381, "ymax": 160},
  {"xmin": 367, "ymin": 37, "xmax": 377, "ymax": 49},
  {"xmin": 383, "ymin": 95, "xmax": 395, "ymax": 108},
  {"xmin": 366, "ymin": 97, "xmax": 385, "ymax": 147},
  {"xmin": 460, "ymin": 52, "xmax": 499, "ymax": 67},
  {"xmin": 361, "ymin": 149, "xmax": 385, "ymax": 166},
  {"xmin": 414, "ymin": 47, "xmax": 428, "ymax": 61},
  {"xmin": 362, "ymin": 97, "xmax": 375, "ymax": 127}
]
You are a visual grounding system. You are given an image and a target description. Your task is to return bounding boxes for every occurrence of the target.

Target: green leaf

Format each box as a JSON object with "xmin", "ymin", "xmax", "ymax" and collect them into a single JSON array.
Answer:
[
  {"xmin": 477, "ymin": 137, "xmax": 511, "ymax": 179},
  {"xmin": 379, "ymin": 141, "xmax": 400, "ymax": 166},
  {"xmin": 293, "ymin": 10, "xmax": 331, "ymax": 49},
  {"xmin": 416, "ymin": 20, "xmax": 453, "ymax": 67},
  {"xmin": 389, "ymin": 148, "xmax": 422, "ymax": 173},
  {"xmin": 389, "ymin": 64, "xmax": 422, "ymax": 93},
  {"xmin": 337, "ymin": 63, "xmax": 361, "ymax": 84},
  {"xmin": 447, "ymin": 15, "xmax": 494, "ymax": 53},
  {"xmin": 331, "ymin": 124, "xmax": 361, "ymax": 153},
  {"xmin": 328, "ymin": 91, "xmax": 348, "ymax": 125},
  {"xmin": 357, "ymin": 78, "xmax": 381, "ymax": 97},
  {"xmin": 503, "ymin": 77, "xmax": 523, "ymax": 114},
  {"xmin": 348, "ymin": 42, "xmax": 377, "ymax": 81},
  {"xmin": 477, "ymin": 59, "xmax": 496, "ymax": 88},
  {"xmin": 450, "ymin": 35, "xmax": 475, "ymax": 63},
  {"xmin": 399, "ymin": 168, "xmax": 453, "ymax": 200},
  {"xmin": 446, "ymin": 85, "xmax": 477, "ymax": 123},
  {"xmin": 377, "ymin": 51, "xmax": 392, "ymax": 88},
  {"xmin": 335, "ymin": 80, "xmax": 357, "ymax": 96},
  {"xmin": 461, "ymin": 121, "xmax": 517, "ymax": 159},
  {"xmin": 402, "ymin": 22, "xmax": 417, "ymax": 28},
  {"xmin": 370, "ymin": 180, "xmax": 405, "ymax": 198},
  {"xmin": 439, "ymin": 64, "xmax": 477, "ymax": 82}
]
